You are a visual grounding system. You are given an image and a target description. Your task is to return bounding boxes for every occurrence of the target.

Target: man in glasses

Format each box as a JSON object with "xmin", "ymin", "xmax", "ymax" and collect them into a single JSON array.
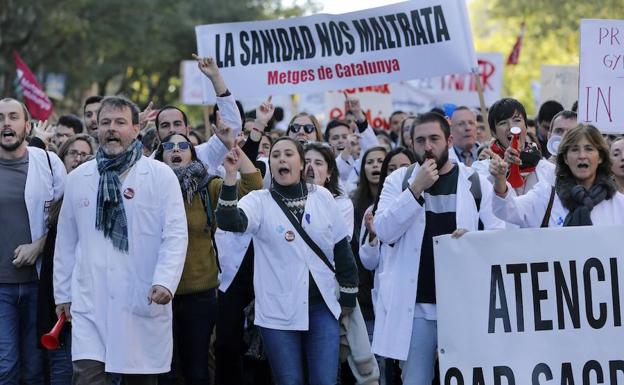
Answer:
[
  {"xmin": 154, "ymin": 55, "xmax": 241, "ymax": 176},
  {"xmin": 54, "ymin": 95, "xmax": 188, "ymax": 385}
]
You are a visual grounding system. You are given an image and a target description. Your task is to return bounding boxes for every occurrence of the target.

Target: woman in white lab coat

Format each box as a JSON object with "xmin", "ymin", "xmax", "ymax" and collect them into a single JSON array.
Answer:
[
  {"xmin": 490, "ymin": 124, "xmax": 624, "ymax": 228},
  {"xmin": 215, "ymin": 137, "xmax": 359, "ymax": 385}
]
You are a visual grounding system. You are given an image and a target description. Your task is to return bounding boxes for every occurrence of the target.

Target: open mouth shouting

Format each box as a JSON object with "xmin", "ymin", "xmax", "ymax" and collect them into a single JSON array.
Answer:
[
  {"xmin": 305, "ymin": 165, "xmax": 315, "ymax": 181},
  {"xmin": 1, "ymin": 129, "xmax": 16, "ymax": 140},
  {"xmin": 170, "ymin": 154, "xmax": 183, "ymax": 166}
]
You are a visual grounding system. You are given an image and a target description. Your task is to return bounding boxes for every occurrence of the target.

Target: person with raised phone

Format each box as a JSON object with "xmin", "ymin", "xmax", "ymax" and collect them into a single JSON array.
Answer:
[{"xmin": 372, "ymin": 112, "xmax": 503, "ymax": 385}]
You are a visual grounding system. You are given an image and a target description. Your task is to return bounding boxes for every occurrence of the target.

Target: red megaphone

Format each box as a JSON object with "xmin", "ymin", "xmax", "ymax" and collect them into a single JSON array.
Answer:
[
  {"xmin": 507, "ymin": 126, "xmax": 524, "ymax": 189},
  {"xmin": 41, "ymin": 312, "xmax": 67, "ymax": 350}
]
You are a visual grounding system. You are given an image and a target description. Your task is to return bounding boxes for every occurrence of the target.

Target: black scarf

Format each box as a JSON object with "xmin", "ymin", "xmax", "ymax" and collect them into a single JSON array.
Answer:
[{"xmin": 555, "ymin": 175, "xmax": 616, "ymax": 226}]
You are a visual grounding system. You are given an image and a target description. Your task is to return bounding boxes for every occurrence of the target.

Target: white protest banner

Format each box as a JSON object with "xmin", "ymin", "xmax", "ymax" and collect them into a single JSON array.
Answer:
[
  {"xmin": 578, "ymin": 19, "xmax": 624, "ymax": 134},
  {"xmin": 435, "ymin": 226, "xmax": 624, "ymax": 384},
  {"xmin": 541, "ymin": 65, "xmax": 578, "ymax": 110},
  {"xmin": 392, "ymin": 52, "xmax": 503, "ymax": 112},
  {"xmin": 324, "ymin": 85, "xmax": 394, "ymax": 130},
  {"xmin": 180, "ymin": 60, "xmax": 206, "ymax": 105},
  {"xmin": 195, "ymin": 0, "xmax": 477, "ymax": 101}
]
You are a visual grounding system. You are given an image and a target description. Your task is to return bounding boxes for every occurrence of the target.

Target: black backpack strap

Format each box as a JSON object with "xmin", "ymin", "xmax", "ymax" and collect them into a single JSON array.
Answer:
[
  {"xmin": 468, "ymin": 171, "xmax": 484, "ymax": 230},
  {"xmin": 541, "ymin": 187, "xmax": 556, "ymax": 228},
  {"xmin": 401, "ymin": 163, "xmax": 417, "ymax": 191},
  {"xmin": 45, "ymin": 150, "xmax": 54, "ymax": 178},
  {"xmin": 270, "ymin": 190, "xmax": 335, "ymax": 273}
]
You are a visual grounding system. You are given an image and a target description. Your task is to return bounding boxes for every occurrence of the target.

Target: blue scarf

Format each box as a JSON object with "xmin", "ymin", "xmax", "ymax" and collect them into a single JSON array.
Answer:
[{"xmin": 95, "ymin": 139, "xmax": 143, "ymax": 252}]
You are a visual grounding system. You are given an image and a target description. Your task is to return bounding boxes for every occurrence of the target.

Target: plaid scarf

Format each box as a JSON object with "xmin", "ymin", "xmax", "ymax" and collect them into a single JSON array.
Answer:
[
  {"xmin": 95, "ymin": 139, "xmax": 143, "ymax": 253},
  {"xmin": 172, "ymin": 160, "xmax": 211, "ymax": 204}
]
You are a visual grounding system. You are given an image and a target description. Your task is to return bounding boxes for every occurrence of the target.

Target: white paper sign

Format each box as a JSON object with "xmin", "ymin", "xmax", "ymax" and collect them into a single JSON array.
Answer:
[
  {"xmin": 324, "ymin": 85, "xmax": 394, "ymax": 130},
  {"xmin": 435, "ymin": 226, "xmax": 624, "ymax": 384},
  {"xmin": 541, "ymin": 65, "xmax": 579, "ymax": 110},
  {"xmin": 392, "ymin": 52, "xmax": 503, "ymax": 112},
  {"xmin": 195, "ymin": 0, "xmax": 477, "ymax": 101},
  {"xmin": 578, "ymin": 19, "xmax": 624, "ymax": 134},
  {"xmin": 180, "ymin": 60, "xmax": 206, "ymax": 105}
]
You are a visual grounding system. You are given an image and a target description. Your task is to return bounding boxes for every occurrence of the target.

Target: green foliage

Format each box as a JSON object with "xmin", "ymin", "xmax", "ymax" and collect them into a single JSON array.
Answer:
[
  {"xmin": 0, "ymin": 0, "xmax": 313, "ymax": 113},
  {"xmin": 470, "ymin": 0, "xmax": 624, "ymax": 114}
]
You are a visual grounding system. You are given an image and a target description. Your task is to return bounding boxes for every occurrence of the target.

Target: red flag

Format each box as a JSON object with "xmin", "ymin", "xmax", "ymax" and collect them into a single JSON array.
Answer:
[
  {"xmin": 506, "ymin": 23, "xmax": 525, "ymax": 65},
  {"xmin": 13, "ymin": 51, "xmax": 54, "ymax": 120}
]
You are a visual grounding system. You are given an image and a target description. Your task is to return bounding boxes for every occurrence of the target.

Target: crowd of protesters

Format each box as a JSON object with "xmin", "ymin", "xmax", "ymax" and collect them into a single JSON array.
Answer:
[{"xmin": 1, "ymin": 51, "xmax": 623, "ymax": 385}]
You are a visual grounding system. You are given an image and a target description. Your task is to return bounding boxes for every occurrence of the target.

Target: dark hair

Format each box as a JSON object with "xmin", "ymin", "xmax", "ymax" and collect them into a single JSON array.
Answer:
[
  {"xmin": 488, "ymin": 98, "xmax": 527, "ymax": 136},
  {"xmin": 400, "ymin": 115, "xmax": 417, "ymax": 147},
  {"xmin": 57, "ymin": 133, "xmax": 95, "ymax": 163},
  {"xmin": 430, "ymin": 107, "xmax": 445, "ymax": 116},
  {"xmin": 304, "ymin": 142, "xmax": 342, "ymax": 196},
  {"xmin": 351, "ymin": 146, "xmax": 387, "ymax": 227},
  {"xmin": 210, "ymin": 100, "xmax": 245, "ymax": 126},
  {"xmin": 372, "ymin": 147, "xmax": 417, "ymax": 212},
  {"xmin": 526, "ymin": 118, "xmax": 536, "ymax": 127},
  {"xmin": 154, "ymin": 133, "xmax": 198, "ymax": 162},
  {"xmin": 571, "ymin": 100, "xmax": 578, "ymax": 113},
  {"xmin": 140, "ymin": 127, "xmax": 159, "ymax": 154},
  {"xmin": 156, "ymin": 106, "xmax": 188, "ymax": 129},
  {"xmin": 556, "ymin": 124, "xmax": 612, "ymax": 183},
  {"xmin": 550, "ymin": 110, "xmax": 578, "ymax": 131},
  {"xmin": 57, "ymin": 114, "xmax": 84, "ymax": 134},
  {"xmin": 389, "ymin": 110, "xmax": 405, "ymax": 120},
  {"xmin": 411, "ymin": 111, "xmax": 451, "ymax": 141},
  {"xmin": 268, "ymin": 136, "xmax": 306, "ymax": 181},
  {"xmin": 83, "ymin": 96, "xmax": 103, "ymax": 114},
  {"xmin": 0, "ymin": 98, "xmax": 31, "ymax": 121},
  {"xmin": 98, "ymin": 96, "xmax": 140, "ymax": 125},
  {"xmin": 324, "ymin": 119, "xmax": 350, "ymax": 142},
  {"xmin": 537, "ymin": 100, "xmax": 564, "ymax": 124},
  {"xmin": 188, "ymin": 129, "xmax": 206, "ymax": 145}
]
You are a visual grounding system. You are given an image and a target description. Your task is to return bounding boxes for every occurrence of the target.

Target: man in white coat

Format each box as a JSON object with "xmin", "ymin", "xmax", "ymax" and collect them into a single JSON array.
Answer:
[
  {"xmin": 372, "ymin": 112, "xmax": 504, "ymax": 385},
  {"xmin": 54, "ymin": 96, "xmax": 188, "ymax": 385}
]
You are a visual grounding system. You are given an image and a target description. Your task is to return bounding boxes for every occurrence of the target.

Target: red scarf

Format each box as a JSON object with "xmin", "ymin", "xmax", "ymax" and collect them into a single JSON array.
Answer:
[{"xmin": 490, "ymin": 140, "xmax": 537, "ymax": 175}]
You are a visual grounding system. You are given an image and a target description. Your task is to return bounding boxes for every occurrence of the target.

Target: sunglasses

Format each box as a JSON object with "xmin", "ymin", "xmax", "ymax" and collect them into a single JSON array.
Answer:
[
  {"xmin": 162, "ymin": 141, "xmax": 192, "ymax": 152},
  {"xmin": 289, "ymin": 123, "xmax": 316, "ymax": 134}
]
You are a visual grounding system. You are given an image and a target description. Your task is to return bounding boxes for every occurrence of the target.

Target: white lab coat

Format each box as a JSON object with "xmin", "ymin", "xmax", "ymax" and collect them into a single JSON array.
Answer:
[
  {"xmin": 372, "ymin": 162, "xmax": 504, "ymax": 360},
  {"xmin": 336, "ymin": 124, "xmax": 380, "ymax": 194},
  {"xmin": 472, "ymin": 158, "xmax": 556, "ymax": 189},
  {"xmin": 216, "ymin": 230, "xmax": 252, "ymax": 292},
  {"xmin": 24, "ymin": 147, "xmax": 66, "ymax": 273},
  {"xmin": 235, "ymin": 185, "xmax": 349, "ymax": 330},
  {"xmin": 53, "ymin": 157, "xmax": 188, "ymax": 373},
  {"xmin": 493, "ymin": 181, "xmax": 624, "ymax": 228}
]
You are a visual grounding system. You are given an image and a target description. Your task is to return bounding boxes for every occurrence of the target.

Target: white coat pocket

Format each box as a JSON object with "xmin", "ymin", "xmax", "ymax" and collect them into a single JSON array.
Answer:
[
  {"xmin": 131, "ymin": 279, "xmax": 166, "ymax": 318},
  {"xmin": 261, "ymin": 291, "xmax": 297, "ymax": 323},
  {"xmin": 377, "ymin": 272, "xmax": 394, "ymax": 314}
]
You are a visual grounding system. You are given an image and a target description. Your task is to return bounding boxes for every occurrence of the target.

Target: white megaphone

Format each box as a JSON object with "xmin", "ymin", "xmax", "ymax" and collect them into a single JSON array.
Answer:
[{"xmin": 547, "ymin": 135, "xmax": 562, "ymax": 156}]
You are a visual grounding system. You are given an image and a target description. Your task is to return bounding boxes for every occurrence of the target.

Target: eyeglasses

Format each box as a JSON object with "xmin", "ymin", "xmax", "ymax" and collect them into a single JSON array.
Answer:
[
  {"xmin": 67, "ymin": 149, "xmax": 90, "ymax": 159},
  {"xmin": 289, "ymin": 123, "xmax": 316, "ymax": 134},
  {"xmin": 162, "ymin": 141, "xmax": 192, "ymax": 152}
]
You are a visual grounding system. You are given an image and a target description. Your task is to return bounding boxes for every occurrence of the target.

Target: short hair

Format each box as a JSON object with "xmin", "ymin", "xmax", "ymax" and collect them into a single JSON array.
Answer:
[
  {"xmin": 411, "ymin": 111, "xmax": 451, "ymax": 141},
  {"xmin": 556, "ymin": 124, "xmax": 612, "ymax": 183},
  {"xmin": 430, "ymin": 107, "xmax": 445, "ymax": 116},
  {"xmin": 324, "ymin": 119, "xmax": 350, "ymax": 142},
  {"xmin": 210, "ymin": 100, "xmax": 245, "ymax": 126},
  {"xmin": 57, "ymin": 133, "xmax": 95, "ymax": 162},
  {"xmin": 156, "ymin": 106, "xmax": 188, "ymax": 128},
  {"xmin": 389, "ymin": 110, "xmax": 405, "ymax": 120},
  {"xmin": 0, "ymin": 98, "xmax": 30, "ymax": 121},
  {"xmin": 57, "ymin": 114, "xmax": 84, "ymax": 134},
  {"xmin": 488, "ymin": 98, "xmax": 527, "ymax": 136},
  {"xmin": 537, "ymin": 100, "xmax": 564, "ymax": 124},
  {"xmin": 550, "ymin": 110, "xmax": 578, "ymax": 130},
  {"xmin": 83, "ymin": 96, "xmax": 103, "ymax": 113},
  {"xmin": 97, "ymin": 96, "xmax": 140, "ymax": 125}
]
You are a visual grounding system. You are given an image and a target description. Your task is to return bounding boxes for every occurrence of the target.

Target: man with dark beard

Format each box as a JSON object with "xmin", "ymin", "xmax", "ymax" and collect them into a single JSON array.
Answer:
[
  {"xmin": 54, "ymin": 96, "xmax": 187, "ymax": 385},
  {"xmin": 0, "ymin": 98, "xmax": 66, "ymax": 384},
  {"xmin": 83, "ymin": 96, "xmax": 103, "ymax": 142},
  {"xmin": 371, "ymin": 112, "xmax": 503, "ymax": 385}
]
